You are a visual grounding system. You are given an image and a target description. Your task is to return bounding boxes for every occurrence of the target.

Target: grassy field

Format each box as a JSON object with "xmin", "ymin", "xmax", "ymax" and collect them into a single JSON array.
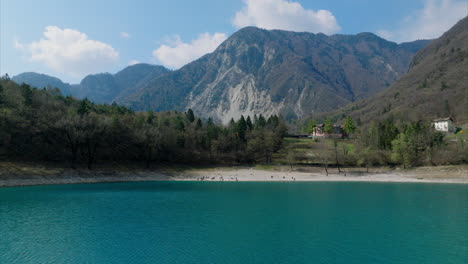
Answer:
[{"xmin": 274, "ymin": 137, "xmax": 354, "ymax": 166}]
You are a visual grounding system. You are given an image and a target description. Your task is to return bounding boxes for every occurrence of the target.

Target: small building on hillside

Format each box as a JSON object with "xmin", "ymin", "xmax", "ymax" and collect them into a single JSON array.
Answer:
[
  {"xmin": 433, "ymin": 117, "xmax": 456, "ymax": 133},
  {"xmin": 310, "ymin": 124, "xmax": 347, "ymax": 139},
  {"xmin": 311, "ymin": 124, "xmax": 326, "ymax": 138}
]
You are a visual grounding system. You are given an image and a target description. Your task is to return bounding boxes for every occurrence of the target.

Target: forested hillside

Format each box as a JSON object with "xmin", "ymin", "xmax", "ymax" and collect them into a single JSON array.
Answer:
[
  {"xmin": 0, "ymin": 77, "xmax": 286, "ymax": 169},
  {"xmin": 328, "ymin": 16, "xmax": 468, "ymax": 124}
]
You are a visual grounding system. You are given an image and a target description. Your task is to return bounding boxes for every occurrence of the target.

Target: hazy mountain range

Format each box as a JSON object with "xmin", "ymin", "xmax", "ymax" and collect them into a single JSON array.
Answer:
[
  {"xmin": 13, "ymin": 27, "xmax": 433, "ymax": 122},
  {"xmin": 13, "ymin": 64, "xmax": 170, "ymax": 104}
]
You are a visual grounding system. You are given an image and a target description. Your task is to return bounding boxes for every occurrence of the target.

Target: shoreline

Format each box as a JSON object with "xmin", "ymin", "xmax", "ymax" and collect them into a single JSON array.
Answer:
[{"xmin": 1, "ymin": 165, "xmax": 467, "ymax": 187}]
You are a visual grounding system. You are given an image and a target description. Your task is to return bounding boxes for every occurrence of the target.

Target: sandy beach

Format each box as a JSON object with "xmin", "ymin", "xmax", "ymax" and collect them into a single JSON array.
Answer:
[
  {"xmin": 183, "ymin": 167, "xmax": 468, "ymax": 184},
  {"xmin": 1, "ymin": 163, "xmax": 467, "ymax": 187}
]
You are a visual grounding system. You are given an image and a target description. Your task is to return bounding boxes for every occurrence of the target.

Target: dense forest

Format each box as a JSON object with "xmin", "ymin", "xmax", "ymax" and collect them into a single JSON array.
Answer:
[
  {"xmin": 0, "ymin": 76, "xmax": 287, "ymax": 169},
  {"xmin": 1, "ymin": 74, "xmax": 466, "ymax": 172}
]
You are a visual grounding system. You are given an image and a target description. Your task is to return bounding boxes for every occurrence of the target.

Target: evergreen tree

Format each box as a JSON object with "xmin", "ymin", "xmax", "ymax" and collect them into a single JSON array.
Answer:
[
  {"xmin": 343, "ymin": 116, "xmax": 356, "ymax": 135},
  {"xmin": 207, "ymin": 117, "xmax": 214, "ymax": 126},
  {"xmin": 77, "ymin": 99, "xmax": 91, "ymax": 117},
  {"xmin": 377, "ymin": 119, "xmax": 399, "ymax": 150},
  {"xmin": 147, "ymin": 110, "xmax": 155, "ymax": 124},
  {"xmin": 269, "ymin": 115, "xmax": 280, "ymax": 128},
  {"xmin": 186, "ymin": 108, "xmax": 195, "ymax": 123},
  {"xmin": 257, "ymin": 114, "xmax": 266, "ymax": 128},
  {"xmin": 307, "ymin": 120, "xmax": 316, "ymax": 134},
  {"xmin": 21, "ymin": 84, "xmax": 33, "ymax": 106},
  {"xmin": 176, "ymin": 119, "xmax": 185, "ymax": 131},
  {"xmin": 236, "ymin": 115, "xmax": 247, "ymax": 141},
  {"xmin": 246, "ymin": 116, "xmax": 253, "ymax": 130},
  {"xmin": 391, "ymin": 133, "xmax": 413, "ymax": 168},
  {"xmin": 229, "ymin": 118, "xmax": 235, "ymax": 129},
  {"xmin": 196, "ymin": 118, "xmax": 203, "ymax": 129},
  {"xmin": 253, "ymin": 114, "xmax": 258, "ymax": 124},
  {"xmin": 324, "ymin": 118, "xmax": 333, "ymax": 134}
]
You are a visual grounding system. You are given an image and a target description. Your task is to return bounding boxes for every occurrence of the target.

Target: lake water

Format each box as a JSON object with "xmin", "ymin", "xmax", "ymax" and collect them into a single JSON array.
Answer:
[{"xmin": 0, "ymin": 181, "xmax": 467, "ymax": 263}]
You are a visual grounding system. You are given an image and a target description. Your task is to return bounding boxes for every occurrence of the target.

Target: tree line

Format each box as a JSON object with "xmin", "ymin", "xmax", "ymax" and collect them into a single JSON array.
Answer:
[
  {"xmin": 301, "ymin": 117, "xmax": 466, "ymax": 170},
  {"xmin": 0, "ymin": 78, "xmax": 287, "ymax": 169}
]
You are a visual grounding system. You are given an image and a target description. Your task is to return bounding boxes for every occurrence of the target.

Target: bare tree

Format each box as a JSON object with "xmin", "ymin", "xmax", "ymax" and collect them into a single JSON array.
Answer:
[
  {"xmin": 333, "ymin": 139, "xmax": 342, "ymax": 173},
  {"xmin": 55, "ymin": 114, "xmax": 84, "ymax": 169},
  {"xmin": 82, "ymin": 113, "xmax": 109, "ymax": 170}
]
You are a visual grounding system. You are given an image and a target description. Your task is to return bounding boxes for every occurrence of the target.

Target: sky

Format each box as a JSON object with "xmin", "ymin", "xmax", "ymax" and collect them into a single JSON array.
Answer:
[{"xmin": 1, "ymin": 0, "xmax": 467, "ymax": 83}]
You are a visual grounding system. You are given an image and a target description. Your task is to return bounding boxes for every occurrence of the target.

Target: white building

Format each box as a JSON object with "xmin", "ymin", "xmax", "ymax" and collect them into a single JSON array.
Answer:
[{"xmin": 433, "ymin": 118, "xmax": 456, "ymax": 133}]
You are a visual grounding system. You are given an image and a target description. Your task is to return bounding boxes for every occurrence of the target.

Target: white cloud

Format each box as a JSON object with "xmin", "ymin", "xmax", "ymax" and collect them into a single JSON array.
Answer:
[
  {"xmin": 120, "ymin": 32, "xmax": 130, "ymax": 39},
  {"xmin": 232, "ymin": 0, "xmax": 340, "ymax": 34},
  {"xmin": 15, "ymin": 26, "xmax": 119, "ymax": 78},
  {"xmin": 128, "ymin": 59, "xmax": 140, "ymax": 65},
  {"xmin": 377, "ymin": 0, "xmax": 467, "ymax": 42},
  {"xmin": 152, "ymin": 32, "xmax": 227, "ymax": 69}
]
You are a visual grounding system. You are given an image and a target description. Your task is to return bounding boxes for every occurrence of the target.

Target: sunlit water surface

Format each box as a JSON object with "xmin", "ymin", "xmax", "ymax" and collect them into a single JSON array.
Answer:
[{"xmin": 1, "ymin": 181, "xmax": 467, "ymax": 263}]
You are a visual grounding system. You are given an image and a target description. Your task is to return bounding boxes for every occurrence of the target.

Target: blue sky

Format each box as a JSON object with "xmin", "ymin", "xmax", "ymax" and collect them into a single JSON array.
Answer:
[{"xmin": 1, "ymin": 0, "xmax": 466, "ymax": 83}]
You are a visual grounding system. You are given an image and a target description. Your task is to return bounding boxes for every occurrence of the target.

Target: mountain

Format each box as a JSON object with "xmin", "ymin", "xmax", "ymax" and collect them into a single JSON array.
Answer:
[
  {"xmin": 75, "ymin": 64, "xmax": 170, "ymax": 103},
  {"xmin": 12, "ymin": 72, "xmax": 72, "ymax": 95},
  {"xmin": 12, "ymin": 63, "xmax": 170, "ymax": 103},
  {"xmin": 117, "ymin": 27, "xmax": 430, "ymax": 123},
  {"xmin": 398, "ymin": 39, "xmax": 433, "ymax": 53},
  {"xmin": 330, "ymin": 16, "xmax": 468, "ymax": 124},
  {"xmin": 113, "ymin": 63, "xmax": 171, "ymax": 102},
  {"xmin": 73, "ymin": 73, "xmax": 120, "ymax": 103}
]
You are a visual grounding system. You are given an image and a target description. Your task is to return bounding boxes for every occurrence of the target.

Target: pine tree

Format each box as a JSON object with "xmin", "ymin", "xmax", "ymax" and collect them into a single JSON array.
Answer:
[
  {"xmin": 229, "ymin": 118, "xmax": 235, "ymax": 128},
  {"xmin": 196, "ymin": 118, "xmax": 203, "ymax": 129},
  {"xmin": 253, "ymin": 114, "xmax": 258, "ymax": 124},
  {"xmin": 257, "ymin": 114, "xmax": 266, "ymax": 128},
  {"xmin": 237, "ymin": 115, "xmax": 247, "ymax": 141},
  {"xmin": 269, "ymin": 115, "xmax": 280, "ymax": 128},
  {"xmin": 343, "ymin": 116, "xmax": 356, "ymax": 135},
  {"xmin": 186, "ymin": 108, "xmax": 195, "ymax": 123},
  {"xmin": 246, "ymin": 116, "xmax": 253, "ymax": 130},
  {"xmin": 21, "ymin": 84, "xmax": 33, "ymax": 106},
  {"xmin": 77, "ymin": 99, "xmax": 91, "ymax": 117}
]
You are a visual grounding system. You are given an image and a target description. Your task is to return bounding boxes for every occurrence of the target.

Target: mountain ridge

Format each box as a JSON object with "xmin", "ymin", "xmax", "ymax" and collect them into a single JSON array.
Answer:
[
  {"xmin": 12, "ymin": 63, "xmax": 170, "ymax": 104},
  {"xmin": 117, "ymin": 27, "xmax": 430, "ymax": 123},
  {"xmin": 12, "ymin": 27, "xmax": 431, "ymax": 122},
  {"xmin": 327, "ymin": 16, "xmax": 468, "ymax": 124}
]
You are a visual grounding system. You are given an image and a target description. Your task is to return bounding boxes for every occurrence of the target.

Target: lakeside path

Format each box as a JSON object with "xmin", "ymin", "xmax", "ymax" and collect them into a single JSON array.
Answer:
[{"xmin": 1, "ymin": 165, "xmax": 467, "ymax": 187}]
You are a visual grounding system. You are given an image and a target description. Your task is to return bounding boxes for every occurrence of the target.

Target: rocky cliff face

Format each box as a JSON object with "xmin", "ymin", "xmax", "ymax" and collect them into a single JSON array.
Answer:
[{"xmin": 118, "ymin": 27, "xmax": 429, "ymax": 123}]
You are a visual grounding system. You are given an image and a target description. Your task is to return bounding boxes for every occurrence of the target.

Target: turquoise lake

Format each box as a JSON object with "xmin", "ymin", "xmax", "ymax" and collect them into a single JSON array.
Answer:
[{"xmin": 0, "ymin": 181, "xmax": 467, "ymax": 263}]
